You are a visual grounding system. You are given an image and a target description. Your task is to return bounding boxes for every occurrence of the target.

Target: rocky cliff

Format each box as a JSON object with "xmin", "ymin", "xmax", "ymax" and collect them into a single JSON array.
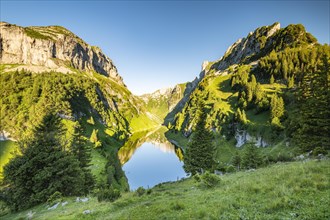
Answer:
[
  {"xmin": 0, "ymin": 22, "xmax": 124, "ymax": 85},
  {"xmin": 213, "ymin": 22, "xmax": 317, "ymax": 71},
  {"xmin": 216, "ymin": 22, "xmax": 281, "ymax": 70}
]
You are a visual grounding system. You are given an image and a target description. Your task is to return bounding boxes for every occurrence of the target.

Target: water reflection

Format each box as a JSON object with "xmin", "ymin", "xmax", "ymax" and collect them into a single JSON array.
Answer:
[
  {"xmin": 118, "ymin": 127, "xmax": 186, "ymax": 190},
  {"xmin": 118, "ymin": 127, "xmax": 183, "ymax": 165}
]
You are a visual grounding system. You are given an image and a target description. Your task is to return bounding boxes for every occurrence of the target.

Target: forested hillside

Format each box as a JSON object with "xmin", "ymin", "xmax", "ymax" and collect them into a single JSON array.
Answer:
[
  {"xmin": 165, "ymin": 23, "xmax": 329, "ymax": 166},
  {"xmin": 0, "ymin": 22, "xmax": 159, "ymax": 202}
]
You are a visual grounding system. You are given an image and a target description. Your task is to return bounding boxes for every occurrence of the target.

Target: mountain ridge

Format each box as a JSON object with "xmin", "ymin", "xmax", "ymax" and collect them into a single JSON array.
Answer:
[
  {"xmin": 0, "ymin": 21, "xmax": 124, "ymax": 85},
  {"xmin": 164, "ymin": 22, "xmax": 328, "ymax": 154}
]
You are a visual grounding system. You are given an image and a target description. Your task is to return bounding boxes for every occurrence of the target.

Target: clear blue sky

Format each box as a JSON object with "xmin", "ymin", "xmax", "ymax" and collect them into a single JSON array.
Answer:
[{"xmin": 1, "ymin": 1, "xmax": 329, "ymax": 95}]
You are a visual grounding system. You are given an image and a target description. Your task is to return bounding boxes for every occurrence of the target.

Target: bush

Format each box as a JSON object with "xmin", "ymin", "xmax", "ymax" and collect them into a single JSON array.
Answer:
[
  {"xmin": 97, "ymin": 187, "xmax": 121, "ymax": 202},
  {"xmin": 171, "ymin": 201, "xmax": 185, "ymax": 211},
  {"xmin": 242, "ymin": 143, "xmax": 263, "ymax": 169},
  {"xmin": 312, "ymin": 147, "xmax": 328, "ymax": 157},
  {"xmin": 146, "ymin": 189, "xmax": 152, "ymax": 195},
  {"xmin": 226, "ymin": 165, "xmax": 236, "ymax": 173},
  {"xmin": 200, "ymin": 171, "xmax": 221, "ymax": 188},
  {"xmin": 193, "ymin": 174, "xmax": 201, "ymax": 182},
  {"xmin": 135, "ymin": 187, "xmax": 146, "ymax": 197},
  {"xmin": 46, "ymin": 191, "xmax": 62, "ymax": 206}
]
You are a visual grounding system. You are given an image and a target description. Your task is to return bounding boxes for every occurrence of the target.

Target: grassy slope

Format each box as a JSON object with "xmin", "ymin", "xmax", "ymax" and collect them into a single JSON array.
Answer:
[
  {"xmin": 0, "ymin": 141, "xmax": 18, "ymax": 180},
  {"xmin": 166, "ymin": 73, "xmax": 296, "ymax": 164},
  {"xmin": 3, "ymin": 159, "xmax": 329, "ymax": 219}
]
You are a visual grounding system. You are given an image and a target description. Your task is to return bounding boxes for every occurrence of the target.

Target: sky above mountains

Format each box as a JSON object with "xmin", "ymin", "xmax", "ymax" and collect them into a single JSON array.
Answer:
[{"xmin": 1, "ymin": 1, "xmax": 329, "ymax": 95}]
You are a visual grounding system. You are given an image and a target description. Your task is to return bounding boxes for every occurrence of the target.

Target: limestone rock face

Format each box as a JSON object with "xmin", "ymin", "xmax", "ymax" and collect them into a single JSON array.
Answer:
[
  {"xmin": 217, "ymin": 22, "xmax": 281, "ymax": 70},
  {"xmin": 0, "ymin": 22, "xmax": 124, "ymax": 85}
]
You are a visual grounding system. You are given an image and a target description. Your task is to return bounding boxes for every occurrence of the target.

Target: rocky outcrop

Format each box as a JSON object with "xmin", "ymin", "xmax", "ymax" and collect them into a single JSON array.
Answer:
[
  {"xmin": 216, "ymin": 22, "xmax": 281, "ymax": 70},
  {"xmin": 235, "ymin": 129, "xmax": 268, "ymax": 147},
  {"xmin": 0, "ymin": 22, "xmax": 124, "ymax": 85},
  {"xmin": 0, "ymin": 130, "xmax": 16, "ymax": 141}
]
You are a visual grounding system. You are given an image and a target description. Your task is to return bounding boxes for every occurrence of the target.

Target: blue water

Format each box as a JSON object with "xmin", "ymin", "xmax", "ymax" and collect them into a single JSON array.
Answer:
[{"xmin": 122, "ymin": 142, "xmax": 186, "ymax": 190}]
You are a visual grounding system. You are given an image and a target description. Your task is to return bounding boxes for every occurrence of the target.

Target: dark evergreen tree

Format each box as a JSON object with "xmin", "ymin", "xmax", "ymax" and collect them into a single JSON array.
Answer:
[
  {"xmin": 270, "ymin": 93, "xmax": 285, "ymax": 128},
  {"xmin": 70, "ymin": 122, "xmax": 95, "ymax": 193},
  {"xmin": 2, "ymin": 113, "xmax": 85, "ymax": 211},
  {"xmin": 183, "ymin": 102, "xmax": 215, "ymax": 175},
  {"xmin": 231, "ymin": 152, "xmax": 242, "ymax": 171},
  {"xmin": 293, "ymin": 57, "xmax": 330, "ymax": 152},
  {"xmin": 241, "ymin": 143, "xmax": 262, "ymax": 169}
]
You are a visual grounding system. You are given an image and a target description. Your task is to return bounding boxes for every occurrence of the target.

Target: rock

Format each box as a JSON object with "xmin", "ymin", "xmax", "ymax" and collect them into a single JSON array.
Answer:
[
  {"xmin": 83, "ymin": 210, "xmax": 92, "ymax": 214},
  {"xmin": 61, "ymin": 201, "xmax": 68, "ymax": 206},
  {"xmin": 246, "ymin": 169, "xmax": 256, "ymax": 172},
  {"xmin": 297, "ymin": 154, "xmax": 305, "ymax": 160},
  {"xmin": 216, "ymin": 22, "xmax": 281, "ymax": 71},
  {"xmin": 0, "ymin": 130, "xmax": 16, "ymax": 141},
  {"xmin": 76, "ymin": 197, "xmax": 80, "ymax": 202},
  {"xmin": 214, "ymin": 170, "xmax": 223, "ymax": 176},
  {"xmin": 202, "ymin": 60, "xmax": 209, "ymax": 71},
  {"xmin": 235, "ymin": 129, "xmax": 268, "ymax": 147},
  {"xmin": 48, "ymin": 202, "xmax": 60, "ymax": 210},
  {"xmin": 80, "ymin": 197, "xmax": 89, "ymax": 202},
  {"xmin": 0, "ymin": 22, "xmax": 124, "ymax": 85},
  {"xmin": 27, "ymin": 211, "xmax": 35, "ymax": 220}
]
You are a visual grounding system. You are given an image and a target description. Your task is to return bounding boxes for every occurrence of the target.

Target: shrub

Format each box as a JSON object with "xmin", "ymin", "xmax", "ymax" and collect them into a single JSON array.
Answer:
[
  {"xmin": 193, "ymin": 174, "xmax": 201, "ymax": 182},
  {"xmin": 226, "ymin": 165, "xmax": 236, "ymax": 173},
  {"xmin": 200, "ymin": 171, "xmax": 221, "ymax": 188},
  {"xmin": 146, "ymin": 189, "xmax": 152, "ymax": 195},
  {"xmin": 242, "ymin": 143, "xmax": 263, "ymax": 169},
  {"xmin": 171, "ymin": 201, "xmax": 185, "ymax": 211},
  {"xmin": 312, "ymin": 147, "xmax": 328, "ymax": 157},
  {"xmin": 46, "ymin": 191, "xmax": 62, "ymax": 206},
  {"xmin": 97, "ymin": 187, "xmax": 121, "ymax": 202},
  {"xmin": 135, "ymin": 187, "xmax": 146, "ymax": 197}
]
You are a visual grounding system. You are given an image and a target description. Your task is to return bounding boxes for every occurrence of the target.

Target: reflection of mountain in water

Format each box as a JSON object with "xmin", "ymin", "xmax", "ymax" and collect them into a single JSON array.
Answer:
[{"xmin": 118, "ymin": 127, "xmax": 183, "ymax": 164}]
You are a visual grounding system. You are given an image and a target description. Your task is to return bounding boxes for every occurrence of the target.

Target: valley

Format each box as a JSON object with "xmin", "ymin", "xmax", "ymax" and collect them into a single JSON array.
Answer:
[{"xmin": 0, "ymin": 20, "xmax": 329, "ymax": 219}]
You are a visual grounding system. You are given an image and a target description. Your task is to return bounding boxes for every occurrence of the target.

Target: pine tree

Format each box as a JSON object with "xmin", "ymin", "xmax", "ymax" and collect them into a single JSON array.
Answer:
[
  {"xmin": 70, "ymin": 122, "xmax": 95, "ymax": 193},
  {"xmin": 270, "ymin": 74, "xmax": 275, "ymax": 84},
  {"xmin": 2, "ymin": 113, "xmax": 85, "ymax": 211},
  {"xmin": 90, "ymin": 129, "xmax": 101, "ymax": 148},
  {"xmin": 270, "ymin": 94, "xmax": 285, "ymax": 120},
  {"xmin": 288, "ymin": 76, "xmax": 294, "ymax": 88},
  {"xmin": 241, "ymin": 143, "xmax": 262, "ymax": 169},
  {"xmin": 231, "ymin": 152, "xmax": 241, "ymax": 171},
  {"xmin": 293, "ymin": 57, "xmax": 330, "ymax": 152},
  {"xmin": 183, "ymin": 102, "xmax": 215, "ymax": 175},
  {"xmin": 235, "ymin": 108, "xmax": 247, "ymax": 124},
  {"xmin": 87, "ymin": 116, "xmax": 95, "ymax": 125}
]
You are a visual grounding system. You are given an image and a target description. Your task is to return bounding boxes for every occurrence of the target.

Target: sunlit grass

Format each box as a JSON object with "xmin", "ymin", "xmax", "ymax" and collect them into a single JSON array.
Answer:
[
  {"xmin": 3, "ymin": 160, "xmax": 329, "ymax": 219},
  {"xmin": 0, "ymin": 141, "xmax": 18, "ymax": 180}
]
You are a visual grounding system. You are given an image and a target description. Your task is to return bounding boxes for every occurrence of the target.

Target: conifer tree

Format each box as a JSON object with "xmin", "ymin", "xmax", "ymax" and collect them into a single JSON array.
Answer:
[
  {"xmin": 183, "ymin": 102, "xmax": 215, "ymax": 175},
  {"xmin": 241, "ymin": 143, "xmax": 262, "ymax": 169},
  {"xmin": 70, "ymin": 122, "xmax": 95, "ymax": 193},
  {"xmin": 270, "ymin": 75, "xmax": 275, "ymax": 84},
  {"xmin": 231, "ymin": 152, "xmax": 242, "ymax": 171},
  {"xmin": 2, "ymin": 113, "xmax": 85, "ymax": 211},
  {"xmin": 294, "ymin": 57, "xmax": 330, "ymax": 152},
  {"xmin": 270, "ymin": 94, "xmax": 285, "ymax": 120}
]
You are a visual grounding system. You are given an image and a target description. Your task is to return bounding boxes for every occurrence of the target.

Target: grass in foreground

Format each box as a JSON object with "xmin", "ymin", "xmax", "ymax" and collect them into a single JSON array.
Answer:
[{"xmin": 2, "ymin": 159, "xmax": 329, "ymax": 220}]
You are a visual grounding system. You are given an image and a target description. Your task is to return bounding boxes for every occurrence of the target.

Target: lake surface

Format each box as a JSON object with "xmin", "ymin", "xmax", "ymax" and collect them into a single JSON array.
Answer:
[{"xmin": 118, "ymin": 128, "xmax": 186, "ymax": 190}]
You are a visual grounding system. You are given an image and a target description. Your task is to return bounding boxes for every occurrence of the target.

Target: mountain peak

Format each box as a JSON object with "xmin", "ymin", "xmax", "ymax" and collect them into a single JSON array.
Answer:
[
  {"xmin": 214, "ymin": 22, "xmax": 317, "ymax": 72},
  {"xmin": 217, "ymin": 22, "xmax": 281, "ymax": 70},
  {"xmin": 0, "ymin": 22, "xmax": 124, "ymax": 85}
]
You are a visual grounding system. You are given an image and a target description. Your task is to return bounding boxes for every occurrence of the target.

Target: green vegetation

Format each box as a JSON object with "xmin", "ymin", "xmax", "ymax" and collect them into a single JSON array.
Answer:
[
  {"xmin": 2, "ymin": 114, "xmax": 93, "ymax": 211},
  {"xmin": 0, "ymin": 141, "xmax": 18, "ymax": 180},
  {"xmin": 291, "ymin": 57, "xmax": 330, "ymax": 152},
  {"xmin": 1, "ymin": 22, "xmax": 329, "ymax": 218},
  {"xmin": 184, "ymin": 102, "xmax": 215, "ymax": 174},
  {"xmin": 167, "ymin": 23, "xmax": 329, "ymax": 156},
  {"xmin": 24, "ymin": 27, "xmax": 54, "ymax": 41},
  {"xmin": 2, "ymin": 160, "xmax": 329, "ymax": 219}
]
